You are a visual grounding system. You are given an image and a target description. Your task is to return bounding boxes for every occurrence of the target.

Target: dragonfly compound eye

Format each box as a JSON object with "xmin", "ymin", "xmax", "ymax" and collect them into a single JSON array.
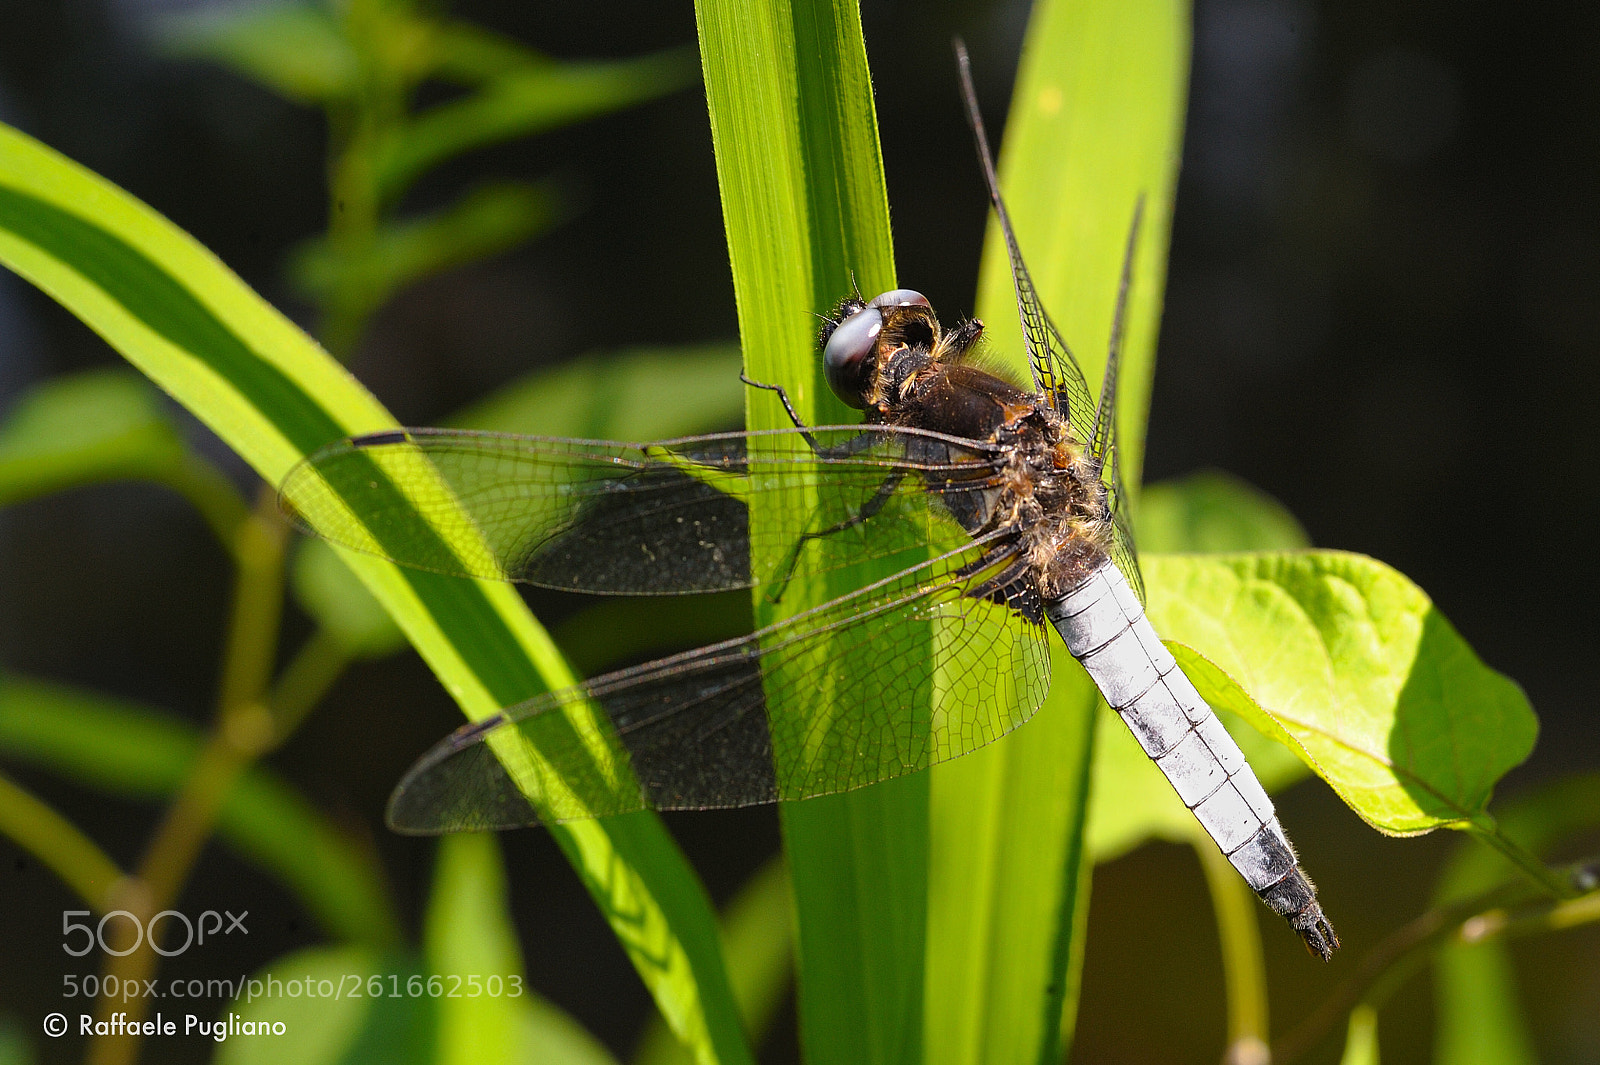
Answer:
[
  {"xmin": 867, "ymin": 288, "xmax": 931, "ymax": 310},
  {"xmin": 823, "ymin": 305, "xmax": 883, "ymax": 409}
]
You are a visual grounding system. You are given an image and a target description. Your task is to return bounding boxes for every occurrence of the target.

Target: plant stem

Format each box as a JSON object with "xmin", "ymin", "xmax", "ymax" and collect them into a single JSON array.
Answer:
[
  {"xmin": 0, "ymin": 770, "xmax": 125, "ymax": 910},
  {"xmin": 267, "ymin": 626, "xmax": 353, "ymax": 741},
  {"xmin": 1465, "ymin": 818, "xmax": 1587, "ymax": 898},
  {"xmin": 86, "ymin": 489, "xmax": 287, "ymax": 1065},
  {"xmin": 161, "ymin": 450, "xmax": 251, "ymax": 552},
  {"xmin": 1272, "ymin": 881, "xmax": 1531, "ymax": 1064},
  {"xmin": 1193, "ymin": 835, "xmax": 1270, "ymax": 1065}
]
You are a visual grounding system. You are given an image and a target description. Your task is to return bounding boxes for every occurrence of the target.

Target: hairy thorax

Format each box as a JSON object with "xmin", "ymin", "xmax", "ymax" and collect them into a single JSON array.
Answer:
[{"xmin": 858, "ymin": 302, "xmax": 1112, "ymax": 604}]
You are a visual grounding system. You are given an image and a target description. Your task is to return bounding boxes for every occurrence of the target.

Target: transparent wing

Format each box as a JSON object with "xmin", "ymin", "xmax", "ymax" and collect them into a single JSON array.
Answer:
[
  {"xmin": 956, "ymin": 43, "xmax": 1098, "ymax": 441},
  {"xmin": 1097, "ymin": 197, "xmax": 1148, "ymax": 606},
  {"xmin": 279, "ymin": 425, "xmax": 1008, "ymax": 595},
  {"xmin": 1106, "ymin": 450, "xmax": 1144, "ymax": 608},
  {"xmin": 386, "ymin": 534, "xmax": 1053, "ymax": 832}
]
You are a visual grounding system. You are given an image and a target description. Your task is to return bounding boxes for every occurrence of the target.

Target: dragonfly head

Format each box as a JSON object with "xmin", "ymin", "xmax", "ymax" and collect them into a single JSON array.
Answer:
[{"xmin": 820, "ymin": 289, "xmax": 932, "ymax": 408}]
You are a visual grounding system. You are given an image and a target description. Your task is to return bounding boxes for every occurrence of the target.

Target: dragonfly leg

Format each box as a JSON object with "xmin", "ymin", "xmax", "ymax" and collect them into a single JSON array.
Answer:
[
  {"xmin": 740, "ymin": 373, "xmax": 824, "ymax": 449},
  {"xmin": 739, "ymin": 373, "xmax": 884, "ymax": 459},
  {"xmin": 764, "ymin": 469, "xmax": 908, "ymax": 604}
]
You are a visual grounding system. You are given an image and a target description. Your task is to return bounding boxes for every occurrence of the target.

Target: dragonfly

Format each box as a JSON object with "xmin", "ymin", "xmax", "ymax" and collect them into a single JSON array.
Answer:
[{"xmin": 279, "ymin": 47, "xmax": 1337, "ymax": 960}]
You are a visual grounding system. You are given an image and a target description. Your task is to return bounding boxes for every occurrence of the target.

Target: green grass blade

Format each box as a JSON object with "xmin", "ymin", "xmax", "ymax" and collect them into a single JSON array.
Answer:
[
  {"xmin": 928, "ymin": 2, "xmax": 1190, "ymax": 1062},
  {"xmin": 0, "ymin": 123, "xmax": 749, "ymax": 1065},
  {"xmin": 694, "ymin": 1, "xmax": 921, "ymax": 1061},
  {"xmin": 425, "ymin": 836, "xmax": 531, "ymax": 1063}
]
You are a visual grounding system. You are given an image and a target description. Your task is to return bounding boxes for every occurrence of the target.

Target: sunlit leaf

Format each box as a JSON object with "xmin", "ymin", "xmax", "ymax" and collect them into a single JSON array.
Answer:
[
  {"xmin": 635, "ymin": 857, "xmax": 793, "ymax": 1065},
  {"xmin": 1338, "ymin": 1004, "xmax": 1380, "ymax": 1065},
  {"xmin": 695, "ymin": 1, "xmax": 912, "ymax": 1062},
  {"xmin": 1144, "ymin": 551, "xmax": 1536, "ymax": 835},
  {"xmin": 426, "ymin": 836, "xmax": 536, "ymax": 1063},
  {"xmin": 215, "ymin": 946, "xmax": 431, "ymax": 1065}
]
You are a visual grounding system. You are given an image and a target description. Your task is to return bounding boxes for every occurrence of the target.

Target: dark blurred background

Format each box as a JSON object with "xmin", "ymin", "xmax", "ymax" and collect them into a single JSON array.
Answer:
[{"xmin": 0, "ymin": 0, "xmax": 1595, "ymax": 1063}]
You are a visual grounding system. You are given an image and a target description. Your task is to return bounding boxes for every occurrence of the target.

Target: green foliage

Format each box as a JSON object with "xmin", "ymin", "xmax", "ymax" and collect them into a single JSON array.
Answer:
[
  {"xmin": 1148, "ymin": 552, "xmax": 1536, "ymax": 836},
  {"xmin": 0, "ymin": 1, "xmax": 1592, "ymax": 1063},
  {"xmin": 0, "ymin": 16, "xmax": 747, "ymax": 1062}
]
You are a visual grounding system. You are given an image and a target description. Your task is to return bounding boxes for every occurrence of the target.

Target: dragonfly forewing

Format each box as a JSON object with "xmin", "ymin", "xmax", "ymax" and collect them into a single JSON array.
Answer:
[{"xmin": 280, "ymin": 426, "xmax": 1007, "ymax": 596}]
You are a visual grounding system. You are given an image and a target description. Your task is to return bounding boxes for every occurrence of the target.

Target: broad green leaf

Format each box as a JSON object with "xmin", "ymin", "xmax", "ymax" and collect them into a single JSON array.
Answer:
[
  {"xmin": 1143, "ymin": 552, "xmax": 1536, "ymax": 835},
  {"xmin": 289, "ymin": 181, "xmax": 560, "ymax": 313},
  {"xmin": 0, "ymin": 672, "xmax": 398, "ymax": 947},
  {"xmin": 154, "ymin": 1, "xmax": 357, "ymax": 106},
  {"xmin": 928, "ymin": 1, "xmax": 1189, "ymax": 1062},
  {"xmin": 695, "ymin": 1, "xmax": 916, "ymax": 1062},
  {"xmin": 376, "ymin": 47, "xmax": 698, "ymax": 202},
  {"xmin": 1137, "ymin": 471, "xmax": 1309, "ymax": 554},
  {"xmin": 0, "ymin": 123, "xmax": 748, "ymax": 1065}
]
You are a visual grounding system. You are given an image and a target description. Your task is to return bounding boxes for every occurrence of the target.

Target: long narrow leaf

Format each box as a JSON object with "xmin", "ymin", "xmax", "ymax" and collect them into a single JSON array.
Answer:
[
  {"xmin": 928, "ymin": 2, "xmax": 1190, "ymax": 1062},
  {"xmin": 694, "ymin": 2, "xmax": 923, "ymax": 1062},
  {"xmin": 0, "ymin": 124, "xmax": 749, "ymax": 1065}
]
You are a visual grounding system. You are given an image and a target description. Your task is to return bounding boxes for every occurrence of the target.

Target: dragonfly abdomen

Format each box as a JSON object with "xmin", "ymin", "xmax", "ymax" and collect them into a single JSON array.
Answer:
[{"xmin": 1045, "ymin": 559, "xmax": 1339, "ymax": 960}]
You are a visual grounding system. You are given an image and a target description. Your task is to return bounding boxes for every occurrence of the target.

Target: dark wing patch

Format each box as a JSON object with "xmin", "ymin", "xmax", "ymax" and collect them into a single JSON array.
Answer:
[{"xmin": 280, "ymin": 425, "xmax": 1007, "ymax": 595}]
